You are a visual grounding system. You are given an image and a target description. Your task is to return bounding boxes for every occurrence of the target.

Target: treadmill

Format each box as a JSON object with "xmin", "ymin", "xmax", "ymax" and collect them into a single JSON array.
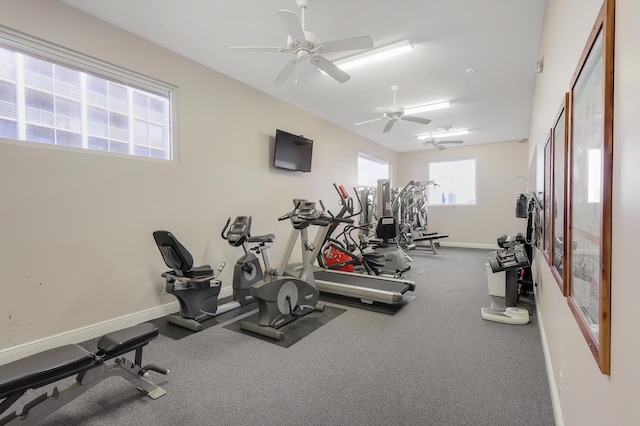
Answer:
[
  {"xmin": 304, "ymin": 185, "xmax": 416, "ymax": 305},
  {"xmin": 313, "ymin": 268, "xmax": 415, "ymax": 305}
]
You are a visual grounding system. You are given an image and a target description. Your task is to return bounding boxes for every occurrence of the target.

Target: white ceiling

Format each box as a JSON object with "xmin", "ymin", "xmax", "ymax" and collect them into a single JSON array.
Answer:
[{"xmin": 60, "ymin": 0, "xmax": 546, "ymax": 152}]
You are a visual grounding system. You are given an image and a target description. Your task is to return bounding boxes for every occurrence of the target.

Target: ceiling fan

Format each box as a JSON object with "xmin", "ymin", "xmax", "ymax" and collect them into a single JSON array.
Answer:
[
  {"xmin": 355, "ymin": 85, "xmax": 432, "ymax": 133},
  {"xmin": 229, "ymin": 0, "xmax": 373, "ymax": 83},
  {"xmin": 422, "ymin": 137, "xmax": 464, "ymax": 150}
]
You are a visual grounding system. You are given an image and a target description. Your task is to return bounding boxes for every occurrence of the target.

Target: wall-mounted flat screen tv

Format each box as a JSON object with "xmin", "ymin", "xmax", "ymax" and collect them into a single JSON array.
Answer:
[{"xmin": 273, "ymin": 129, "xmax": 313, "ymax": 172}]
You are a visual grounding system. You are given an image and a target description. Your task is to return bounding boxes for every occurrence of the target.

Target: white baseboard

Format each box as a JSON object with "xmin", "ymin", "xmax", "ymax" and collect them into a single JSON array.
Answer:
[
  {"xmin": 534, "ymin": 286, "xmax": 564, "ymax": 426},
  {"xmin": 0, "ymin": 302, "xmax": 176, "ymax": 365},
  {"xmin": 439, "ymin": 241, "xmax": 499, "ymax": 250},
  {"xmin": 0, "ymin": 287, "xmax": 234, "ymax": 366}
]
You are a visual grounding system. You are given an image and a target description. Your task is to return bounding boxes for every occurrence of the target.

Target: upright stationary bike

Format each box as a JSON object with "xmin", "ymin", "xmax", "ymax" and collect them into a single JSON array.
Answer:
[{"xmin": 240, "ymin": 200, "xmax": 330, "ymax": 340}]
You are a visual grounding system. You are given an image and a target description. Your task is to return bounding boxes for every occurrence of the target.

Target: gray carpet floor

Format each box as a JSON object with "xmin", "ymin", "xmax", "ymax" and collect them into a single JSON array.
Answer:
[{"xmin": 5, "ymin": 247, "xmax": 555, "ymax": 425}]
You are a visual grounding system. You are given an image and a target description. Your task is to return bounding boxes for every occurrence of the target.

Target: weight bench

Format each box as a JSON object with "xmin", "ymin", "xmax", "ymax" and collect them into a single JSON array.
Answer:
[
  {"xmin": 412, "ymin": 233, "xmax": 449, "ymax": 254},
  {"xmin": 0, "ymin": 323, "xmax": 167, "ymax": 425}
]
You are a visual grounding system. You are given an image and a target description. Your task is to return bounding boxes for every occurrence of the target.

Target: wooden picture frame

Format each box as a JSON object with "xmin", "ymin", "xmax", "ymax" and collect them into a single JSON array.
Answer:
[
  {"xmin": 566, "ymin": 0, "xmax": 614, "ymax": 375},
  {"xmin": 551, "ymin": 93, "xmax": 570, "ymax": 295},
  {"xmin": 543, "ymin": 135, "xmax": 551, "ymax": 262}
]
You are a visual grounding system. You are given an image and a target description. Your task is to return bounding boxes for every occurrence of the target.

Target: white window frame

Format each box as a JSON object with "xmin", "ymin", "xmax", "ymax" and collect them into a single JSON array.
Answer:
[
  {"xmin": 428, "ymin": 158, "xmax": 477, "ymax": 205},
  {"xmin": 0, "ymin": 25, "xmax": 178, "ymax": 161}
]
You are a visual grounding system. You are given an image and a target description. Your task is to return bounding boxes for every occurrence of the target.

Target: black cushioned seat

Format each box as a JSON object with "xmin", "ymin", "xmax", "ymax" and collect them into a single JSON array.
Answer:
[
  {"xmin": 97, "ymin": 322, "xmax": 158, "ymax": 358},
  {"xmin": 152, "ymin": 230, "xmax": 214, "ymax": 278},
  {"xmin": 247, "ymin": 234, "xmax": 276, "ymax": 243},
  {"xmin": 0, "ymin": 323, "xmax": 159, "ymax": 399},
  {"xmin": 0, "ymin": 345, "xmax": 95, "ymax": 399}
]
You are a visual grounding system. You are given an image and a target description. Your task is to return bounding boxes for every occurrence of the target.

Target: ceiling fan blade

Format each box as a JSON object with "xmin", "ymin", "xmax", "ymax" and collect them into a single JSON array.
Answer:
[
  {"xmin": 383, "ymin": 120, "xmax": 395, "ymax": 133},
  {"xmin": 229, "ymin": 46, "xmax": 289, "ymax": 53},
  {"xmin": 311, "ymin": 55, "xmax": 351, "ymax": 83},
  {"xmin": 401, "ymin": 115, "xmax": 431, "ymax": 125},
  {"xmin": 278, "ymin": 9, "xmax": 306, "ymax": 41},
  {"xmin": 355, "ymin": 117, "xmax": 385, "ymax": 126},
  {"xmin": 439, "ymin": 140, "xmax": 464, "ymax": 144},
  {"xmin": 435, "ymin": 144, "xmax": 447, "ymax": 150},
  {"xmin": 375, "ymin": 106, "xmax": 392, "ymax": 114},
  {"xmin": 321, "ymin": 36, "xmax": 374, "ymax": 53},
  {"xmin": 272, "ymin": 58, "xmax": 297, "ymax": 83}
]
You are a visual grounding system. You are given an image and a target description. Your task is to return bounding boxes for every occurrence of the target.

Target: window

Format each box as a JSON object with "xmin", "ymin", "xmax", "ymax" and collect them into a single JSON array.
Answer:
[
  {"xmin": 428, "ymin": 159, "xmax": 476, "ymax": 205},
  {"xmin": 0, "ymin": 27, "xmax": 175, "ymax": 160},
  {"xmin": 358, "ymin": 153, "xmax": 389, "ymax": 187}
]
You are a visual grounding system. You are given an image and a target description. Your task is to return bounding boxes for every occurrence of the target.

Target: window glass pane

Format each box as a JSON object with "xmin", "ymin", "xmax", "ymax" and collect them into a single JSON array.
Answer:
[
  {"xmin": 24, "ymin": 56, "xmax": 54, "ymax": 92},
  {"xmin": 0, "ymin": 119, "xmax": 17, "ymax": 138},
  {"xmin": 358, "ymin": 154, "xmax": 389, "ymax": 187},
  {"xmin": 88, "ymin": 136, "xmax": 108, "ymax": 152},
  {"xmin": 0, "ymin": 48, "xmax": 18, "ymax": 81},
  {"xmin": 26, "ymin": 124, "xmax": 54, "ymax": 144},
  {"xmin": 428, "ymin": 159, "xmax": 476, "ymax": 205},
  {"xmin": 56, "ymin": 129, "xmax": 82, "ymax": 148},
  {"xmin": 110, "ymin": 140, "xmax": 128, "ymax": 154},
  {"xmin": 0, "ymin": 81, "xmax": 17, "ymax": 118},
  {"xmin": 54, "ymin": 65, "xmax": 81, "ymax": 100}
]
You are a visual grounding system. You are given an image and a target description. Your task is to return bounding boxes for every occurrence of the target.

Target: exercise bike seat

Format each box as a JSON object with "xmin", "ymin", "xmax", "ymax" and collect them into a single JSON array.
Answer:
[
  {"xmin": 247, "ymin": 234, "xmax": 275, "ymax": 244},
  {"xmin": 375, "ymin": 217, "xmax": 398, "ymax": 246},
  {"xmin": 153, "ymin": 230, "xmax": 214, "ymax": 278}
]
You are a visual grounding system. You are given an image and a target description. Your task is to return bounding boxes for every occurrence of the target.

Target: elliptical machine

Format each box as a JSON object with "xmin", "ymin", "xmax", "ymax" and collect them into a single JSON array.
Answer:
[
  {"xmin": 318, "ymin": 184, "xmax": 386, "ymax": 275},
  {"xmin": 240, "ymin": 200, "xmax": 330, "ymax": 340},
  {"xmin": 152, "ymin": 216, "xmax": 262, "ymax": 331}
]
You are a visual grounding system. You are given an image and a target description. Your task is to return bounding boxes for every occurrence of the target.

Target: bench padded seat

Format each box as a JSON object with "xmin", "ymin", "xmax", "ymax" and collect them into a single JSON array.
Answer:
[
  {"xmin": 0, "ymin": 345, "xmax": 95, "ymax": 399},
  {"xmin": 97, "ymin": 323, "xmax": 159, "ymax": 358},
  {"xmin": 0, "ymin": 323, "xmax": 159, "ymax": 399}
]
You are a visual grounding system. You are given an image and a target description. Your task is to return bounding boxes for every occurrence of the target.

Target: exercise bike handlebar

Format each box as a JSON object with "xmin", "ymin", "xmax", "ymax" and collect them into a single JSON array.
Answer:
[
  {"xmin": 221, "ymin": 217, "xmax": 232, "ymax": 240},
  {"xmin": 331, "ymin": 183, "xmax": 362, "ymax": 218},
  {"xmin": 326, "ymin": 211, "xmax": 354, "ymax": 225},
  {"xmin": 277, "ymin": 212, "xmax": 292, "ymax": 221}
]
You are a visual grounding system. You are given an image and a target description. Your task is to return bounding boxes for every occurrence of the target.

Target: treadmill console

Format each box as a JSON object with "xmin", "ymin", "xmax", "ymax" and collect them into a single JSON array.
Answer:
[{"xmin": 291, "ymin": 201, "xmax": 320, "ymax": 229}]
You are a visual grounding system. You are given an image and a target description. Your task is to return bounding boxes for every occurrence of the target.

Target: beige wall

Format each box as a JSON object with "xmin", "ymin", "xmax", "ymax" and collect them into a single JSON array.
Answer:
[
  {"xmin": 529, "ymin": 0, "xmax": 640, "ymax": 425},
  {"xmin": 398, "ymin": 140, "xmax": 530, "ymax": 246},
  {"xmin": 0, "ymin": 0, "xmax": 399, "ymax": 350}
]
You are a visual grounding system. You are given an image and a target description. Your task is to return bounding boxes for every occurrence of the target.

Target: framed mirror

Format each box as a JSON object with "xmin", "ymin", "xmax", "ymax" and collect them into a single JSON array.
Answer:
[
  {"xmin": 543, "ymin": 136, "xmax": 551, "ymax": 261},
  {"xmin": 551, "ymin": 94, "xmax": 569, "ymax": 295},
  {"xmin": 566, "ymin": 0, "xmax": 614, "ymax": 375}
]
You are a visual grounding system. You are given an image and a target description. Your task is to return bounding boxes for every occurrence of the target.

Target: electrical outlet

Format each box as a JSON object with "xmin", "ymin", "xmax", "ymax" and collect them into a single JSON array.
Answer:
[{"xmin": 558, "ymin": 370, "xmax": 564, "ymax": 397}]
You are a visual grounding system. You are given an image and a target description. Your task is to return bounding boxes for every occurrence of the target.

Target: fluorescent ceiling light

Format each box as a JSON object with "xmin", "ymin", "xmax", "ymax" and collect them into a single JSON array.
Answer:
[
  {"xmin": 418, "ymin": 129, "xmax": 469, "ymax": 140},
  {"xmin": 404, "ymin": 101, "xmax": 451, "ymax": 115},
  {"xmin": 335, "ymin": 39, "xmax": 414, "ymax": 71}
]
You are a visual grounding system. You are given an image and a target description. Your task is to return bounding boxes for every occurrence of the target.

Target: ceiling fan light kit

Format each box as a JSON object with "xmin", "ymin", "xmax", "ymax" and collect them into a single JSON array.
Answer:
[
  {"xmin": 354, "ymin": 85, "xmax": 434, "ymax": 133},
  {"xmin": 230, "ymin": 1, "xmax": 464, "ymax": 148},
  {"xmin": 229, "ymin": 0, "xmax": 373, "ymax": 83}
]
